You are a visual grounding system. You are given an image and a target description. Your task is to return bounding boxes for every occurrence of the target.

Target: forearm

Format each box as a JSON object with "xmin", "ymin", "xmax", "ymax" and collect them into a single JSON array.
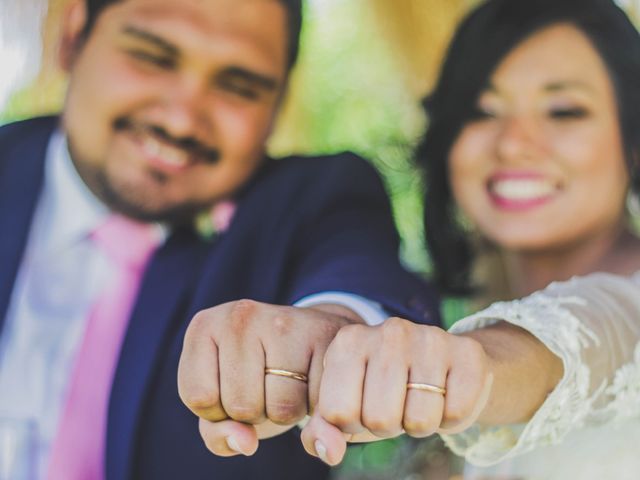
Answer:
[{"xmin": 461, "ymin": 322, "xmax": 564, "ymax": 425}]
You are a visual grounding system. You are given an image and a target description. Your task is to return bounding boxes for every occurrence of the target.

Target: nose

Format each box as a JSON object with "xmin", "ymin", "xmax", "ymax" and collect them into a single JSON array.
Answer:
[
  {"xmin": 158, "ymin": 76, "xmax": 211, "ymax": 140},
  {"xmin": 495, "ymin": 115, "xmax": 539, "ymax": 164}
]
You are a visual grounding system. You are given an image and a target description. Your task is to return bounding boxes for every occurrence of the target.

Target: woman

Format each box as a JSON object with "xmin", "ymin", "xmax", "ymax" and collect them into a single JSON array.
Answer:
[{"xmin": 301, "ymin": 0, "xmax": 640, "ymax": 477}]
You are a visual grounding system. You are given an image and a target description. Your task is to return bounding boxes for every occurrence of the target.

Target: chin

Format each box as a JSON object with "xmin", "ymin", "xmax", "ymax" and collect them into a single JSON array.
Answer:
[
  {"xmin": 99, "ymin": 174, "xmax": 200, "ymax": 225},
  {"xmin": 487, "ymin": 232, "xmax": 557, "ymax": 253}
]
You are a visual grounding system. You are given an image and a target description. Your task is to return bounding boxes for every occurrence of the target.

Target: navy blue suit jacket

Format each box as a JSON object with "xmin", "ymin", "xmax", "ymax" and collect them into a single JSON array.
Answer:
[{"xmin": 0, "ymin": 117, "xmax": 440, "ymax": 479}]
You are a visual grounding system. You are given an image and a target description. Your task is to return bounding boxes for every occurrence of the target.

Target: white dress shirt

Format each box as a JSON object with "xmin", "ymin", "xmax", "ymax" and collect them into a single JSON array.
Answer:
[
  {"xmin": 0, "ymin": 132, "xmax": 386, "ymax": 476},
  {"xmin": 0, "ymin": 132, "xmax": 113, "ymax": 474}
]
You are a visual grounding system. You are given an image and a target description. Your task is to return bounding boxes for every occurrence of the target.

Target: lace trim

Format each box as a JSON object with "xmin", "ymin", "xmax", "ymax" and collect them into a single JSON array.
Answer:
[
  {"xmin": 596, "ymin": 343, "xmax": 640, "ymax": 423},
  {"xmin": 443, "ymin": 292, "xmax": 602, "ymax": 466}
]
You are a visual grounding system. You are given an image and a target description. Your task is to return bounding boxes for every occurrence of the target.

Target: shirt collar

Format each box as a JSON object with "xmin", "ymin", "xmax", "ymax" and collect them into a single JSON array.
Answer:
[{"xmin": 36, "ymin": 130, "xmax": 110, "ymax": 256}]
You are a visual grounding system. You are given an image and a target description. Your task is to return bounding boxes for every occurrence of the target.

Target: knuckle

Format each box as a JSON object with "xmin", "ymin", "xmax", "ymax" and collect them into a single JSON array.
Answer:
[
  {"xmin": 445, "ymin": 361, "xmax": 487, "ymax": 425},
  {"xmin": 385, "ymin": 316, "xmax": 408, "ymax": 327},
  {"xmin": 362, "ymin": 414, "xmax": 401, "ymax": 438},
  {"xmin": 225, "ymin": 402, "xmax": 263, "ymax": 423},
  {"xmin": 377, "ymin": 318, "xmax": 413, "ymax": 356},
  {"xmin": 381, "ymin": 317, "xmax": 411, "ymax": 340},
  {"xmin": 271, "ymin": 313, "xmax": 294, "ymax": 336},
  {"xmin": 322, "ymin": 408, "xmax": 361, "ymax": 431},
  {"xmin": 266, "ymin": 400, "xmax": 306, "ymax": 425},
  {"xmin": 403, "ymin": 417, "xmax": 437, "ymax": 438},
  {"xmin": 444, "ymin": 398, "xmax": 473, "ymax": 425},
  {"xmin": 416, "ymin": 326, "xmax": 451, "ymax": 361},
  {"xmin": 229, "ymin": 299, "xmax": 259, "ymax": 334},
  {"xmin": 420, "ymin": 325, "xmax": 447, "ymax": 347},
  {"xmin": 186, "ymin": 310, "xmax": 212, "ymax": 339},
  {"xmin": 332, "ymin": 324, "xmax": 365, "ymax": 348},
  {"xmin": 179, "ymin": 387, "xmax": 219, "ymax": 411}
]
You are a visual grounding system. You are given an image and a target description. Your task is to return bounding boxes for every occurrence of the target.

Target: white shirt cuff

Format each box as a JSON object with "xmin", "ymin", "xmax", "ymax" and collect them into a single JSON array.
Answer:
[{"xmin": 294, "ymin": 292, "xmax": 388, "ymax": 326}]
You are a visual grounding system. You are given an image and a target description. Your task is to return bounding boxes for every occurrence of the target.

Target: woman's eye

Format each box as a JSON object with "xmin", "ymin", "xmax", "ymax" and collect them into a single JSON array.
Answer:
[
  {"xmin": 548, "ymin": 107, "xmax": 589, "ymax": 120},
  {"xmin": 127, "ymin": 50, "xmax": 175, "ymax": 69}
]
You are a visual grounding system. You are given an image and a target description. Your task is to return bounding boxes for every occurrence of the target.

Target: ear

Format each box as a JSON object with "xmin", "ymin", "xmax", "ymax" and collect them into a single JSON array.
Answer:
[{"xmin": 59, "ymin": 0, "xmax": 89, "ymax": 72}]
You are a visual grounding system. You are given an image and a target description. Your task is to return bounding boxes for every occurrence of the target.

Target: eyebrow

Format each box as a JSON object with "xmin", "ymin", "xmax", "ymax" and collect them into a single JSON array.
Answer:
[
  {"xmin": 544, "ymin": 81, "xmax": 595, "ymax": 93},
  {"xmin": 121, "ymin": 25, "xmax": 179, "ymax": 57},
  {"xmin": 120, "ymin": 25, "xmax": 280, "ymax": 91},
  {"xmin": 218, "ymin": 66, "xmax": 279, "ymax": 91},
  {"xmin": 483, "ymin": 80, "xmax": 595, "ymax": 95}
]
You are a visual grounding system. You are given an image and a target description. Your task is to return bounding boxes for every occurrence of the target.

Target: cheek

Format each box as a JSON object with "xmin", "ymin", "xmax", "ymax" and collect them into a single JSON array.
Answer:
[
  {"xmin": 213, "ymin": 101, "xmax": 275, "ymax": 155},
  {"xmin": 449, "ymin": 129, "xmax": 493, "ymax": 213},
  {"xmin": 568, "ymin": 163, "xmax": 628, "ymax": 232},
  {"xmin": 180, "ymin": 157, "xmax": 264, "ymax": 203},
  {"xmin": 65, "ymin": 56, "xmax": 161, "ymax": 154},
  {"xmin": 554, "ymin": 125, "xmax": 629, "ymax": 207}
]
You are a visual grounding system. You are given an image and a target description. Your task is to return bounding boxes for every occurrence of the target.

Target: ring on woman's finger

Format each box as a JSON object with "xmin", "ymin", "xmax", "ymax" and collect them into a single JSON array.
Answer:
[
  {"xmin": 407, "ymin": 382, "xmax": 446, "ymax": 395},
  {"xmin": 265, "ymin": 368, "xmax": 308, "ymax": 383}
]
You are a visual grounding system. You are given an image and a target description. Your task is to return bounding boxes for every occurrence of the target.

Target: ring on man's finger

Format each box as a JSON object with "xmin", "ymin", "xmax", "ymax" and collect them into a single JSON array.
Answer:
[
  {"xmin": 265, "ymin": 368, "xmax": 308, "ymax": 383},
  {"xmin": 407, "ymin": 382, "xmax": 446, "ymax": 395}
]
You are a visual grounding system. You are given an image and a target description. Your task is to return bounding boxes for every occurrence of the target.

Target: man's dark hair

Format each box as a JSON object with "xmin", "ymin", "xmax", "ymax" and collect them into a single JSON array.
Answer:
[
  {"xmin": 417, "ymin": 0, "xmax": 640, "ymax": 295},
  {"xmin": 83, "ymin": 0, "xmax": 303, "ymax": 70}
]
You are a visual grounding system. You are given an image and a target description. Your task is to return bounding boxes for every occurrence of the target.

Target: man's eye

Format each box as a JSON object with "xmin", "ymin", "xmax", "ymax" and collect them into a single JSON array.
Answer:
[
  {"xmin": 218, "ymin": 80, "xmax": 260, "ymax": 101},
  {"xmin": 127, "ymin": 49, "xmax": 175, "ymax": 69},
  {"xmin": 549, "ymin": 107, "xmax": 589, "ymax": 120}
]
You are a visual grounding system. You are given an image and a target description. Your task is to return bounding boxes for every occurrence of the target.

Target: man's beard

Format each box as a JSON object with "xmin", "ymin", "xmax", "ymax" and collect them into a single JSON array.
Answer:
[
  {"xmin": 93, "ymin": 168, "xmax": 207, "ymax": 227},
  {"xmin": 67, "ymin": 120, "xmax": 222, "ymax": 226},
  {"xmin": 69, "ymin": 146, "xmax": 209, "ymax": 227}
]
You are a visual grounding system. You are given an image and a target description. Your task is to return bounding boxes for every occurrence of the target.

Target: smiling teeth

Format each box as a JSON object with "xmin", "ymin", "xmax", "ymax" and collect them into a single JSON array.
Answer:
[
  {"xmin": 491, "ymin": 179, "xmax": 556, "ymax": 200},
  {"xmin": 142, "ymin": 136, "xmax": 189, "ymax": 167}
]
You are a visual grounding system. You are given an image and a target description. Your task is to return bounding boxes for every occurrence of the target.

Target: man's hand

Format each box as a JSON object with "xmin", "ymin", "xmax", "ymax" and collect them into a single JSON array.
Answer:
[
  {"xmin": 177, "ymin": 299, "xmax": 360, "ymax": 456},
  {"xmin": 300, "ymin": 318, "xmax": 494, "ymax": 465}
]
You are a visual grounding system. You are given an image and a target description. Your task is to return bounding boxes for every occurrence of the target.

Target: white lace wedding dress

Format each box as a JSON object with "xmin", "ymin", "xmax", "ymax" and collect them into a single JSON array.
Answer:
[{"xmin": 443, "ymin": 272, "xmax": 640, "ymax": 480}]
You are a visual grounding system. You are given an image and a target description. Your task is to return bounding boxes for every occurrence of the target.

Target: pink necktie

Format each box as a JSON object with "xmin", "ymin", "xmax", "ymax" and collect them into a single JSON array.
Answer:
[{"xmin": 47, "ymin": 215, "xmax": 158, "ymax": 480}]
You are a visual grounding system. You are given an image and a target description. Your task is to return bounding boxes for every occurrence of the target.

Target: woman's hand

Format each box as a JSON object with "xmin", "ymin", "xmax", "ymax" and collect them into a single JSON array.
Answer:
[{"xmin": 300, "ymin": 318, "xmax": 494, "ymax": 465}]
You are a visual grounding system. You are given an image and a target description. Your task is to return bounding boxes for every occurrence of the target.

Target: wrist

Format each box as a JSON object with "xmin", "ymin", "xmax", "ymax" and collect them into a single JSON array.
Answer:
[{"xmin": 461, "ymin": 322, "xmax": 563, "ymax": 425}]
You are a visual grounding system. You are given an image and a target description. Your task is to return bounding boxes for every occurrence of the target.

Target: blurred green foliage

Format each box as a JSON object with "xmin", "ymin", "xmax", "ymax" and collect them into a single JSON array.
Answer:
[{"xmin": 270, "ymin": 0, "xmax": 433, "ymax": 276}]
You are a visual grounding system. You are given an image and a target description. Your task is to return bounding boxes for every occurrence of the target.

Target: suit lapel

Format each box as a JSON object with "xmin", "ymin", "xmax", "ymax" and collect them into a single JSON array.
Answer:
[
  {"xmin": 0, "ymin": 118, "xmax": 56, "ymax": 332},
  {"xmin": 106, "ymin": 229, "xmax": 209, "ymax": 480}
]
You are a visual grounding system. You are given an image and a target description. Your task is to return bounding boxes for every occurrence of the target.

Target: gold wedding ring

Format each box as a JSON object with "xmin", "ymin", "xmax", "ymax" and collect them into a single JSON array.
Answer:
[
  {"xmin": 265, "ymin": 368, "xmax": 308, "ymax": 383},
  {"xmin": 407, "ymin": 382, "xmax": 446, "ymax": 395}
]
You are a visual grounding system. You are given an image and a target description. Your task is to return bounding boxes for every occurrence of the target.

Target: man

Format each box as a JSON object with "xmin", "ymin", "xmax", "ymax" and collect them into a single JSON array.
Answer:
[{"xmin": 0, "ymin": 0, "xmax": 438, "ymax": 479}]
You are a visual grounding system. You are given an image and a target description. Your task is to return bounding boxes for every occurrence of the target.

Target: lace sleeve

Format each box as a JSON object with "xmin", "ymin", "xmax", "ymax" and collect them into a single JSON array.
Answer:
[{"xmin": 441, "ymin": 272, "xmax": 640, "ymax": 466}]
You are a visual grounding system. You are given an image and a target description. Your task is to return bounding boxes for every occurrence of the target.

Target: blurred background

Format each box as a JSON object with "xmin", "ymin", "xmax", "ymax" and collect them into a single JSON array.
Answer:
[
  {"xmin": 1, "ymin": 0, "xmax": 639, "ymax": 478},
  {"xmin": 0, "ymin": 0, "xmax": 480, "ymax": 280}
]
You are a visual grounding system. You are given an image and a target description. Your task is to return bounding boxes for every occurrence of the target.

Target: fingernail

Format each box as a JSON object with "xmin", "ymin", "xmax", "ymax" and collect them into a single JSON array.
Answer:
[
  {"xmin": 226, "ymin": 435, "xmax": 243, "ymax": 455},
  {"xmin": 315, "ymin": 440, "xmax": 329, "ymax": 464}
]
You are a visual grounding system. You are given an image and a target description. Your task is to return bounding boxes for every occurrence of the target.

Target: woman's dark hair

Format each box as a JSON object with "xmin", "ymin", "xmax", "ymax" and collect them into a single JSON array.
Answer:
[
  {"xmin": 418, "ymin": 0, "xmax": 640, "ymax": 295},
  {"xmin": 82, "ymin": 0, "xmax": 303, "ymax": 70}
]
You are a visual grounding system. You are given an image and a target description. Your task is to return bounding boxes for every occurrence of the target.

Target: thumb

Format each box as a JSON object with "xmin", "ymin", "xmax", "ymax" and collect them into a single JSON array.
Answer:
[
  {"xmin": 301, "ymin": 412, "xmax": 349, "ymax": 466},
  {"xmin": 199, "ymin": 418, "xmax": 259, "ymax": 457}
]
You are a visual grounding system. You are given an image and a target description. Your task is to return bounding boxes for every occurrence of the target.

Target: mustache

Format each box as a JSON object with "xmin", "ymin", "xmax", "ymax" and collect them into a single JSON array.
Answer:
[{"xmin": 114, "ymin": 117, "xmax": 221, "ymax": 164}]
